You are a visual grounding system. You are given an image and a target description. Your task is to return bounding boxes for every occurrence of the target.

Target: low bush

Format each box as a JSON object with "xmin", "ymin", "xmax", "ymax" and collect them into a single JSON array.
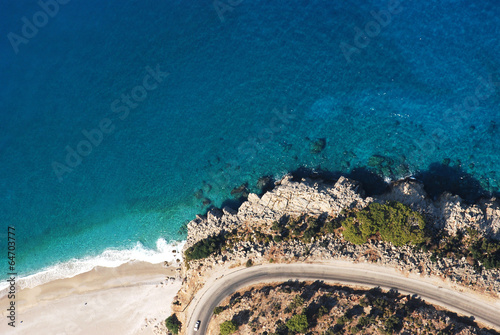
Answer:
[
  {"xmin": 214, "ymin": 306, "xmax": 225, "ymax": 315},
  {"xmin": 341, "ymin": 202, "xmax": 427, "ymax": 246},
  {"xmin": 286, "ymin": 295, "xmax": 304, "ymax": 311},
  {"xmin": 220, "ymin": 320, "xmax": 238, "ymax": 335},
  {"xmin": 184, "ymin": 233, "xmax": 226, "ymax": 261},
  {"xmin": 286, "ymin": 314, "xmax": 309, "ymax": 333},
  {"xmin": 165, "ymin": 314, "xmax": 181, "ymax": 335},
  {"xmin": 468, "ymin": 236, "xmax": 500, "ymax": 269}
]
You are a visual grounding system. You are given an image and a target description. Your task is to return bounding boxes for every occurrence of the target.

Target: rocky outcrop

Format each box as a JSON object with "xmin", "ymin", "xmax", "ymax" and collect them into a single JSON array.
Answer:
[
  {"xmin": 379, "ymin": 178, "xmax": 500, "ymax": 240},
  {"xmin": 185, "ymin": 176, "xmax": 371, "ymax": 250},
  {"xmin": 480, "ymin": 199, "xmax": 500, "ymax": 238},
  {"xmin": 174, "ymin": 175, "xmax": 500, "ymax": 332},
  {"xmin": 186, "ymin": 175, "xmax": 500, "ymax": 252}
]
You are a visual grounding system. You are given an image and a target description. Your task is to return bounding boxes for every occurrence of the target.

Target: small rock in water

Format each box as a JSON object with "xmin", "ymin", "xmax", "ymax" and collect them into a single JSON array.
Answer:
[
  {"xmin": 256, "ymin": 176, "xmax": 274, "ymax": 192},
  {"xmin": 231, "ymin": 183, "xmax": 249, "ymax": 198},
  {"xmin": 368, "ymin": 155, "xmax": 386, "ymax": 167},
  {"xmin": 310, "ymin": 138, "xmax": 327, "ymax": 154},
  {"xmin": 368, "ymin": 154, "xmax": 395, "ymax": 177}
]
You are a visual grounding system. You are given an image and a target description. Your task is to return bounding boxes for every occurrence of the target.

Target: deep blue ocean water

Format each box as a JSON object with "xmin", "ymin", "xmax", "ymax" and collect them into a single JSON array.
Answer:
[{"xmin": 0, "ymin": 0, "xmax": 499, "ymax": 285}]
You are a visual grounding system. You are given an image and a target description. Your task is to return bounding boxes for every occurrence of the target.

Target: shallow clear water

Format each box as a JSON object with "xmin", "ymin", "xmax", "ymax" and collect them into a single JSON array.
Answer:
[{"xmin": 0, "ymin": 0, "xmax": 499, "ymax": 282}]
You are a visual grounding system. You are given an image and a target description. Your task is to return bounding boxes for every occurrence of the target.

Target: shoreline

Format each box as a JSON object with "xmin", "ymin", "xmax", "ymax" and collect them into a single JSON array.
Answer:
[
  {"xmin": 0, "ymin": 261, "xmax": 181, "ymax": 335},
  {"xmin": 2, "ymin": 174, "xmax": 499, "ymax": 334},
  {"xmin": 4, "ymin": 169, "xmax": 498, "ymax": 294},
  {"xmin": 176, "ymin": 174, "xmax": 500, "ymax": 333},
  {"xmin": 0, "ymin": 238, "xmax": 185, "ymax": 294}
]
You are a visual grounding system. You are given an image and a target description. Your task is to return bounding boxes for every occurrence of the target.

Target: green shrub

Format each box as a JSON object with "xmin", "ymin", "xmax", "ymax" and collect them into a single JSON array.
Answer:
[
  {"xmin": 271, "ymin": 221, "xmax": 281, "ymax": 231},
  {"xmin": 318, "ymin": 305, "xmax": 329, "ymax": 318},
  {"xmin": 165, "ymin": 314, "xmax": 182, "ymax": 335},
  {"xmin": 468, "ymin": 237, "xmax": 500, "ymax": 269},
  {"xmin": 341, "ymin": 217, "xmax": 367, "ymax": 245},
  {"xmin": 322, "ymin": 218, "xmax": 341, "ymax": 234},
  {"xmin": 357, "ymin": 315, "xmax": 374, "ymax": 328},
  {"xmin": 286, "ymin": 314, "xmax": 309, "ymax": 333},
  {"xmin": 350, "ymin": 325, "xmax": 360, "ymax": 334},
  {"xmin": 184, "ymin": 233, "xmax": 226, "ymax": 261},
  {"xmin": 384, "ymin": 314, "xmax": 401, "ymax": 333},
  {"xmin": 359, "ymin": 298, "xmax": 368, "ymax": 307},
  {"xmin": 337, "ymin": 316, "xmax": 349, "ymax": 326},
  {"xmin": 287, "ymin": 295, "xmax": 304, "ymax": 311},
  {"xmin": 220, "ymin": 320, "xmax": 238, "ymax": 335},
  {"xmin": 302, "ymin": 228, "xmax": 316, "ymax": 243},
  {"xmin": 214, "ymin": 306, "xmax": 225, "ymax": 315},
  {"xmin": 301, "ymin": 216, "xmax": 323, "ymax": 243},
  {"xmin": 341, "ymin": 202, "xmax": 427, "ymax": 247},
  {"xmin": 306, "ymin": 216, "xmax": 320, "ymax": 229}
]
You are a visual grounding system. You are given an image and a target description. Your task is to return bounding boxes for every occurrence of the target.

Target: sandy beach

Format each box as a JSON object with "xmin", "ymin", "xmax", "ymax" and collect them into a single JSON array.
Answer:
[{"xmin": 0, "ymin": 261, "xmax": 181, "ymax": 335}]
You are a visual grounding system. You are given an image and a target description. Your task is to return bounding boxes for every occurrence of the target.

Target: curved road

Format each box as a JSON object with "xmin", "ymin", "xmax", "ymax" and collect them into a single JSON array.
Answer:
[{"xmin": 186, "ymin": 263, "xmax": 500, "ymax": 334}]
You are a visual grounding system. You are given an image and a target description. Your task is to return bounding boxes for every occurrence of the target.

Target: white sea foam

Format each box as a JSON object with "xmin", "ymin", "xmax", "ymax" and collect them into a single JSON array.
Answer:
[{"xmin": 0, "ymin": 238, "xmax": 185, "ymax": 294}]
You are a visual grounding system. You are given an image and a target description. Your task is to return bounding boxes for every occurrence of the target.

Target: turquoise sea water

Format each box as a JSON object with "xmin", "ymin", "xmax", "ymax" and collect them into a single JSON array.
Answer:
[{"xmin": 0, "ymin": 0, "xmax": 499, "ymax": 284}]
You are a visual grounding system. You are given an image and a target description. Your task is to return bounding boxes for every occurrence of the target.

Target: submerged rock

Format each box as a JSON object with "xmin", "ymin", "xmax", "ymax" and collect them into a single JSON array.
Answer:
[
  {"xmin": 256, "ymin": 176, "xmax": 274, "ymax": 193},
  {"xmin": 367, "ymin": 154, "xmax": 413, "ymax": 179},
  {"xmin": 310, "ymin": 138, "xmax": 327, "ymax": 154},
  {"xmin": 194, "ymin": 189, "xmax": 204, "ymax": 199},
  {"xmin": 231, "ymin": 183, "xmax": 249, "ymax": 199},
  {"xmin": 368, "ymin": 155, "xmax": 386, "ymax": 167}
]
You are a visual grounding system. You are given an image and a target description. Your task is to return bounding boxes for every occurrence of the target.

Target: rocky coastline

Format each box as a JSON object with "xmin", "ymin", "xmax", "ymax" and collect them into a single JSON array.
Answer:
[{"xmin": 171, "ymin": 175, "xmax": 500, "ymax": 333}]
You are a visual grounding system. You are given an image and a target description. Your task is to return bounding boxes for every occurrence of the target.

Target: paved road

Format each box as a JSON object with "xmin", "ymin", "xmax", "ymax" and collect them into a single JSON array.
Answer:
[{"xmin": 186, "ymin": 263, "xmax": 500, "ymax": 334}]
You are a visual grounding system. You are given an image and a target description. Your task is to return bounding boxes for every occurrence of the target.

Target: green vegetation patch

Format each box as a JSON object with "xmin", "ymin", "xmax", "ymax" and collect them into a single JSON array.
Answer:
[
  {"xmin": 431, "ymin": 228, "xmax": 500, "ymax": 270},
  {"xmin": 184, "ymin": 233, "xmax": 226, "ymax": 261},
  {"xmin": 183, "ymin": 201, "xmax": 500, "ymax": 271},
  {"xmin": 220, "ymin": 320, "xmax": 238, "ymax": 335},
  {"xmin": 284, "ymin": 295, "xmax": 304, "ymax": 313},
  {"xmin": 341, "ymin": 202, "xmax": 427, "ymax": 246},
  {"xmin": 165, "ymin": 314, "xmax": 182, "ymax": 335},
  {"xmin": 468, "ymin": 233, "xmax": 500, "ymax": 270},
  {"xmin": 214, "ymin": 306, "xmax": 225, "ymax": 315},
  {"xmin": 286, "ymin": 314, "xmax": 309, "ymax": 333}
]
